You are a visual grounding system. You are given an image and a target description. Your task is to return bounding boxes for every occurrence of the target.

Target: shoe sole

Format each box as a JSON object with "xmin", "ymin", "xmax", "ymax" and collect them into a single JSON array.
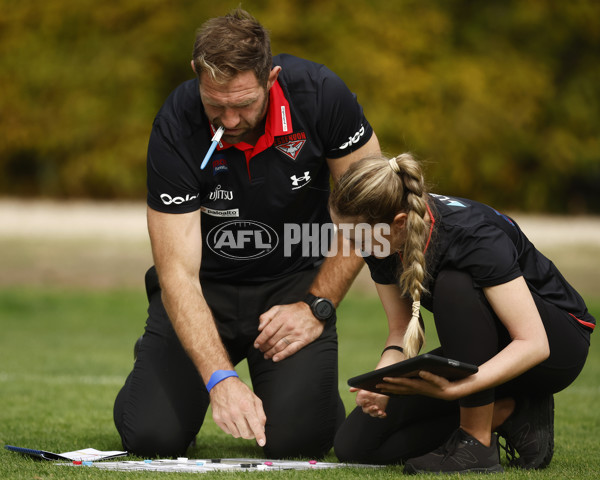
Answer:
[{"xmin": 404, "ymin": 463, "xmax": 504, "ymax": 474}]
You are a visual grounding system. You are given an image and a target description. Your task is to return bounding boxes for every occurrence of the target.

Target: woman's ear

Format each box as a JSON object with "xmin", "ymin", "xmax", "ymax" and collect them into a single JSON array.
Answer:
[
  {"xmin": 391, "ymin": 212, "xmax": 407, "ymax": 232},
  {"xmin": 390, "ymin": 212, "xmax": 407, "ymax": 244}
]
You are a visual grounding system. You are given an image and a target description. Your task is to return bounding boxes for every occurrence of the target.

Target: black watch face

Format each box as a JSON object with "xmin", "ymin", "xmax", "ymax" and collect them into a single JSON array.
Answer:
[{"xmin": 314, "ymin": 299, "xmax": 334, "ymax": 320}]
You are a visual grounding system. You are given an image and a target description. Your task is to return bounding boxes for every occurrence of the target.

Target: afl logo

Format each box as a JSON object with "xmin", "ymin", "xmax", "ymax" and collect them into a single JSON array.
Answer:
[{"xmin": 206, "ymin": 220, "xmax": 278, "ymax": 260}]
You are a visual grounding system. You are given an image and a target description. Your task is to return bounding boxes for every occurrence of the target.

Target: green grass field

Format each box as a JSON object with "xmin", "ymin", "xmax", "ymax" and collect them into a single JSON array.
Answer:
[{"xmin": 0, "ymin": 287, "xmax": 598, "ymax": 479}]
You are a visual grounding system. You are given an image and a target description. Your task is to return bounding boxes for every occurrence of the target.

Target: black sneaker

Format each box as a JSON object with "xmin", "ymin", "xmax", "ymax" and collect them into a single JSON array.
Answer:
[
  {"xmin": 497, "ymin": 394, "xmax": 554, "ymax": 469},
  {"xmin": 404, "ymin": 428, "xmax": 503, "ymax": 474}
]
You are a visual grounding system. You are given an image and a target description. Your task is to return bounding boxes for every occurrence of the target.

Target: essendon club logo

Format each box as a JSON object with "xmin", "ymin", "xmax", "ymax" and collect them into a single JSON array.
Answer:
[{"xmin": 274, "ymin": 132, "xmax": 307, "ymax": 160}]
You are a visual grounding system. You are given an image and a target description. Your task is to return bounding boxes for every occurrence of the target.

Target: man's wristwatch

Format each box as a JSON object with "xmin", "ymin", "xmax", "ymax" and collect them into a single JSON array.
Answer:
[{"xmin": 303, "ymin": 293, "xmax": 335, "ymax": 322}]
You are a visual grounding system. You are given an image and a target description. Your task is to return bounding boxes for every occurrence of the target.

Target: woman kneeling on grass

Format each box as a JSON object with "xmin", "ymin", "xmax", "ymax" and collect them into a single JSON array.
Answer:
[{"xmin": 330, "ymin": 153, "xmax": 594, "ymax": 474}]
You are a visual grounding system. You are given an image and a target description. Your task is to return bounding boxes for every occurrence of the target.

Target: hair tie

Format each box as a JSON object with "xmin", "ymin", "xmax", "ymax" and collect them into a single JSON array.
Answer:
[
  {"xmin": 411, "ymin": 300, "xmax": 421, "ymax": 320},
  {"xmin": 389, "ymin": 157, "xmax": 401, "ymax": 174}
]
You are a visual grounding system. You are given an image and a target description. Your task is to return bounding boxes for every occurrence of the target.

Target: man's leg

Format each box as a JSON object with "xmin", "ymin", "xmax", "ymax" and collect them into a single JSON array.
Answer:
[
  {"xmin": 241, "ymin": 269, "xmax": 345, "ymax": 459},
  {"xmin": 247, "ymin": 318, "xmax": 345, "ymax": 459},
  {"xmin": 113, "ymin": 267, "xmax": 209, "ymax": 457}
]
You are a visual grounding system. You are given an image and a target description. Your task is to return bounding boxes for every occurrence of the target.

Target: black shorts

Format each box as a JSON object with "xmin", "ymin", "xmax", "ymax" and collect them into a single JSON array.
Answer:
[{"xmin": 114, "ymin": 266, "xmax": 344, "ymax": 458}]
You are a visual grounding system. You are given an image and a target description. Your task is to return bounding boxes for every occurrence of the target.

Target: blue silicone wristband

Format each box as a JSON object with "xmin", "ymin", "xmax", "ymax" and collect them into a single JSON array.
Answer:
[{"xmin": 206, "ymin": 370, "xmax": 238, "ymax": 393}]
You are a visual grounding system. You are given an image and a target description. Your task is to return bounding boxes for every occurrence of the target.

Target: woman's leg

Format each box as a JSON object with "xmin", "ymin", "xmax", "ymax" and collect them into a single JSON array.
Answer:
[
  {"xmin": 402, "ymin": 271, "xmax": 505, "ymax": 473},
  {"xmin": 434, "ymin": 270, "xmax": 590, "ymax": 399},
  {"xmin": 334, "ymin": 392, "xmax": 458, "ymax": 464},
  {"xmin": 408, "ymin": 270, "xmax": 590, "ymax": 472}
]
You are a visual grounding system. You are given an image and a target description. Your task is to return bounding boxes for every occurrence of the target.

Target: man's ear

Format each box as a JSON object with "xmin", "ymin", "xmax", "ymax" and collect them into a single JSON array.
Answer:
[
  {"xmin": 267, "ymin": 66, "xmax": 282, "ymax": 90},
  {"xmin": 190, "ymin": 60, "xmax": 197, "ymax": 74}
]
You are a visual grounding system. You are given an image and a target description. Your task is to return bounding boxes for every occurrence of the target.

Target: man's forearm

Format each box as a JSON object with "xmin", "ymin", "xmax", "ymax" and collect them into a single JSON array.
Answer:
[
  {"xmin": 308, "ymin": 233, "xmax": 364, "ymax": 307},
  {"xmin": 161, "ymin": 278, "xmax": 233, "ymax": 384},
  {"xmin": 147, "ymin": 207, "xmax": 234, "ymax": 387}
]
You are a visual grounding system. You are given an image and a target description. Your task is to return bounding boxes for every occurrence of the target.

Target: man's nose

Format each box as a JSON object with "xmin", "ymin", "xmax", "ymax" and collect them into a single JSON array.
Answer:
[{"xmin": 220, "ymin": 108, "xmax": 240, "ymax": 128}]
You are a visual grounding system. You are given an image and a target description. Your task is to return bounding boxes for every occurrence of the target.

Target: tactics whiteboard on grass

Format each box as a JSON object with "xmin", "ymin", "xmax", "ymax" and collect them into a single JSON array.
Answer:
[{"xmin": 60, "ymin": 457, "xmax": 384, "ymax": 473}]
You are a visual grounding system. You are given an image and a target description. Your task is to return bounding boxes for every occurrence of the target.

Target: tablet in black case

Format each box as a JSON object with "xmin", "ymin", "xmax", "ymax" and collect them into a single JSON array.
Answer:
[{"xmin": 347, "ymin": 353, "xmax": 478, "ymax": 394}]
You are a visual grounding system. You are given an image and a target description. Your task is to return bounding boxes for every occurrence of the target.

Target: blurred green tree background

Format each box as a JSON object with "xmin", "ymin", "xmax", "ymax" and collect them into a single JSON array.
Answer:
[{"xmin": 1, "ymin": 0, "xmax": 599, "ymax": 212}]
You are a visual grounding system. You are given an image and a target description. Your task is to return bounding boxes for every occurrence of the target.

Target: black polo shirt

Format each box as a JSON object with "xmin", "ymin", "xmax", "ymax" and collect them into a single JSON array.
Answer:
[
  {"xmin": 147, "ymin": 54, "xmax": 373, "ymax": 284},
  {"xmin": 364, "ymin": 194, "xmax": 595, "ymax": 333}
]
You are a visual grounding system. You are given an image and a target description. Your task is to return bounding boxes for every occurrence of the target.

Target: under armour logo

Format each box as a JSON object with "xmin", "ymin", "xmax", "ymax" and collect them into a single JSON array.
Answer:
[{"xmin": 290, "ymin": 171, "xmax": 311, "ymax": 190}]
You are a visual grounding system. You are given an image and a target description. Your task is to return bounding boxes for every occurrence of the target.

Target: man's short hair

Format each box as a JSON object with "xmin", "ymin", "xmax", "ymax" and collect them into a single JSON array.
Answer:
[{"xmin": 192, "ymin": 8, "xmax": 272, "ymax": 86}]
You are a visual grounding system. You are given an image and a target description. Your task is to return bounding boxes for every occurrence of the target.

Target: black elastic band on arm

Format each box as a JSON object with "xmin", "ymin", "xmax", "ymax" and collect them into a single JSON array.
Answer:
[{"xmin": 381, "ymin": 345, "xmax": 404, "ymax": 356}]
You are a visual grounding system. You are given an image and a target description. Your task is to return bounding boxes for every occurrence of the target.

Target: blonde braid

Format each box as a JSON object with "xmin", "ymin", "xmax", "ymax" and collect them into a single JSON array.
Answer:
[
  {"xmin": 330, "ymin": 153, "xmax": 430, "ymax": 358},
  {"xmin": 390, "ymin": 154, "xmax": 429, "ymax": 358}
]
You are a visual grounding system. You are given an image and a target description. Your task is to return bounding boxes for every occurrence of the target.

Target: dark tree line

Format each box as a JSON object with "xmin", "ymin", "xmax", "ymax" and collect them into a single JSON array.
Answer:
[{"xmin": 1, "ymin": 0, "xmax": 598, "ymax": 212}]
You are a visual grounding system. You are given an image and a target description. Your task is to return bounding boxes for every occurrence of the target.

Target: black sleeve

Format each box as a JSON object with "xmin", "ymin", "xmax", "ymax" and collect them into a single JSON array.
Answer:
[
  {"xmin": 363, "ymin": 254, "xmax": 400, "ymax": 285},
  {"xmin": 316, "ymin": 65, "xmax": 373, "ymax": 159},
  {"xmin": 146, "ymin": 116, "xmax": 203, "ymax": 214},
  {"xmin": 451, "ymin": 224, "xmax": 523, "ymax": 288}
]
